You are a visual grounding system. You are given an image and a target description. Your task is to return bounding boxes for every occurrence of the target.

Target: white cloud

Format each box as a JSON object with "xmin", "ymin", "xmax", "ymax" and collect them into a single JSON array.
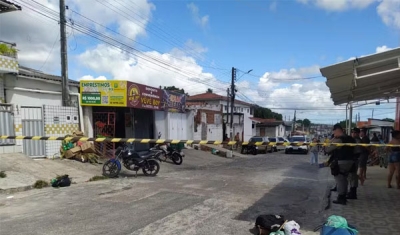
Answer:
[
  {"xmin": 0, "ymin": 0, "xmax": 155, "ymax": 73},
  {"xmin": 269, "ymin": 1, "xmax": 278, "ymax": 11},
  {"xmin": 296, "ymin": 0, "xmax": 376, "ymax": 11},
  {"xmin": 376, "ymin": 45, "xmax": 392, "ymax": 53},
  {"xmin": 377, "ymin": 0, "xmax": 400, "ymax": 29},
  {"xmin": 296, "ymin": 0, "xmax": 400, "ymax": 30},
  {"xmin": 79, "ymin": 75, "xmax": 107, "ymax": 81},
  {"xmin": 187, "ymin": 2, "xmax": 209, "ymax": 29},
  {"xmin": 77, "ymin": 42, "xmax": 226, "ymax": 95}
]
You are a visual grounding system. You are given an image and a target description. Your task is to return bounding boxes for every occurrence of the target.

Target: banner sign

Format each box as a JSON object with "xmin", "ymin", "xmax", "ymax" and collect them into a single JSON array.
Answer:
[
  {"xmin": 162, "ymin": 90, "xmax": 186, "ymax": 113},
  {"xmin": 80, "ymin": 81, "xmax": 127, "ymax": 107},
  {"xmin": 127, "ymin": 82, "xmax": 162, "ymax": 110}
]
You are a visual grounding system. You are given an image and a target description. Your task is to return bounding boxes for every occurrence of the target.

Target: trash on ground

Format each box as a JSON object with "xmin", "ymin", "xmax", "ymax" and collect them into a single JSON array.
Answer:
[
  {"xmin": 60, "ymin": 131, "xmax": 101, "ymax": 163},
  {"xmin": 51, "ymin": 175, "xmax": 71, "ymax": 188}
]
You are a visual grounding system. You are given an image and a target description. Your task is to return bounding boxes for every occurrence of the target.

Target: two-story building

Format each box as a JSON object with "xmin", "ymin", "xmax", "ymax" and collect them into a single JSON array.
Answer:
[{"xmin": 187, "ymin": 92, "xmax": 255, "ymax": 141}]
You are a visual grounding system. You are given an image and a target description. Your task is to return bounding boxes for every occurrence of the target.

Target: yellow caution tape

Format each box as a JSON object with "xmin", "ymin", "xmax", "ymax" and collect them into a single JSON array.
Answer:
[{"xmin": 0, "ymin": 135, "xmax": 395, "ymax": 147}]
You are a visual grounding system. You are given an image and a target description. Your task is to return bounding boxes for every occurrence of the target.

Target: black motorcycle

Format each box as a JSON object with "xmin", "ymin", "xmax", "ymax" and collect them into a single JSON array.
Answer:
[
  {"xmin": 102, "ymin": 143, "xmax": 160, "ymax": 178},
  {"xmin": 240, "ymin": 144, "xmax": 258, "ymax": 155},
  {"xmin": 151, "ymin": 144, "xmax": 184, "ymax": 165}
]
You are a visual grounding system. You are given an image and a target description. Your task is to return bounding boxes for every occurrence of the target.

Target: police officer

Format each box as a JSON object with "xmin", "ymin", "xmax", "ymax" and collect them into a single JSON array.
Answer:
[
  {"xmin": 326, "ymin": 124, "xmax": 356, "ymax": 205},
  {"xmin": 347, "ymin": 127, "xmax": 361, "ymax": 200}
]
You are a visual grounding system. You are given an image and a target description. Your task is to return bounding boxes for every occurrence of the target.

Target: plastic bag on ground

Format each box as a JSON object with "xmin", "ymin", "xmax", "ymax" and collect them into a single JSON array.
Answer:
[{"xmin": 283, "ymin": 220, "xmax": 301, "ymax": 235}]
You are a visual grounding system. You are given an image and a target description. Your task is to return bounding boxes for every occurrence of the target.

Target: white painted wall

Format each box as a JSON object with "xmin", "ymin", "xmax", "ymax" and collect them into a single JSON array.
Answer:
[
  {"xmin": 154, "ymin": 111, "xmax": 167, "ymax": 139},
  {"xmin": 0, "ymin": 74, "xmax": 4, "ymax": 102},
  {"xmin": 82, "ymin": 106, "xmax": 93, "ymax": 138},
  {"xmin": 4, "ymin": 74, "xmax": 79, "ymax": 106},
  {"xmin": 166, "ymin": 112, "xmax": 188, "ymax": 140}
]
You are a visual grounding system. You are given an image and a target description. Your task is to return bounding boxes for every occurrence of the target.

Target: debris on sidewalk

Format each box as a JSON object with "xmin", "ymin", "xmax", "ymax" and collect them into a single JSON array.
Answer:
[{"xmin": 60, "ymin": 131, "xmax": 101, "ymax": 164}]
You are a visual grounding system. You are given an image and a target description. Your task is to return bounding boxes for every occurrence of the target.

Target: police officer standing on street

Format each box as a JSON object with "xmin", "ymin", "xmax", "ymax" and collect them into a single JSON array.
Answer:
[
  {"xmin": 326, "ymin": 124, "xmax": 356, "ymax": 205},
  {"xmin": 347, "ymin": 127, "xmax": 361, "ymax": 200}
]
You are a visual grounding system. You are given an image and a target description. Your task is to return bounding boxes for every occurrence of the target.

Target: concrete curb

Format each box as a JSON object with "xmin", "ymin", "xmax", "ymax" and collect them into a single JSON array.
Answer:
[{"xmin": 0, "ymin": 185, "xmax": 33, "ymax": 195}]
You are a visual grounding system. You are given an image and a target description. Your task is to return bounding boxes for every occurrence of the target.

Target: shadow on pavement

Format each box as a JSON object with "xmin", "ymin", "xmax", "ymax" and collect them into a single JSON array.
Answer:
[{"xmin": 235, "ymin": 162, "xmax": 331, "ymax": 233}]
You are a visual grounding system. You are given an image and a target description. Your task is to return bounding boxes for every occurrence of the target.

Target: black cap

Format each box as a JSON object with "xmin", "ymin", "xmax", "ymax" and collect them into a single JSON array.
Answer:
[
  {"xmin": 333, "ymin": 124, "xmax": 343, "ymax": 131},
  {"xmin": 352, "ymin": 127, "xmax": 360, "ymax": 133}
]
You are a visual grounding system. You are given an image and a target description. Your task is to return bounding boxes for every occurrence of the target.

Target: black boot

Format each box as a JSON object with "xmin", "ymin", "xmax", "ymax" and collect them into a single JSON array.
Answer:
[
  {"xmin": 330, "ymin": 186, "xmax": 337, "ymax": 192},
  {"xmin": 332, "ymin": 194, "xmax": 347, "ymax": 205},
  {"xmin": 346, "ymin": 187, "xmax": 357, "ymax": 200}
]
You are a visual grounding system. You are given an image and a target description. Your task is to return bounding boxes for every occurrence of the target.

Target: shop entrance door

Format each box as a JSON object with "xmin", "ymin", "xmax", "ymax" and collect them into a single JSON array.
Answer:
[{"xmin": 93, "ymin": 112, "xmax": 116, "ymax": 158}]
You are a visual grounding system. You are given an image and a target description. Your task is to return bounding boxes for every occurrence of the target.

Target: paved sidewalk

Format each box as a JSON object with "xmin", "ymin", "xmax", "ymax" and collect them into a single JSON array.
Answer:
[{"xmin": 324, "ymin": 165, "xmax": 400, "ymax": 235}]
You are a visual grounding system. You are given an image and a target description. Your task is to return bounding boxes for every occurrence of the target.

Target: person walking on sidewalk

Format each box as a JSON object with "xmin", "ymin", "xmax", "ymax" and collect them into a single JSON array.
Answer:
[
  {"xmin": 310, "ymin": 138, "xmax": 319, "ymax": 165},
  {"xmin": 347, "ymin": 127, "xmax": 362, "ymax": 200},
  {"xmin": 326, "ymin": 124, "xmax": 355, "ymax": 205}
]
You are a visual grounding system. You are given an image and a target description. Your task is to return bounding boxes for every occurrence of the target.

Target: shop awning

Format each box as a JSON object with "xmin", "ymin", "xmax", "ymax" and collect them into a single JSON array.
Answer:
[{"xmin": 320, "ymin": 47, "xmax": 400, "ymax": 105}]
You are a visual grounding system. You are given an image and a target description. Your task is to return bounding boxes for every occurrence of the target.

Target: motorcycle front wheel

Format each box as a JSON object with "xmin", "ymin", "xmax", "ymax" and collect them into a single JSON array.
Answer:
[
  {"xmin": 171, "ymin": 152, "xmax": 183, "ymax": 165},
  {"xmin": 142, "ymin": 159, "xmax": 160, "ymax": 176},
  {"xmin": 102, "ymin": 160, "xmax": 120, "ymax": 178}
]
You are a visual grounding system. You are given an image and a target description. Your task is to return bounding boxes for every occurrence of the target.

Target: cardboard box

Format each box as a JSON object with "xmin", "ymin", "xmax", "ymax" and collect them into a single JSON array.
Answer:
[
  {"xmin": 70, "ymin": 146, "xmax": 82, "ymax": 154},
  {"xmin": 73, "ymin": 131, "xmax": 84, "ymax": 137},
  {"xmin": 81, "ymin": 142, "xmax": 95, "ymax": 153},
  {"xmin": 64, "ymin": 150, "xmax": 75, "ymax": 159}
]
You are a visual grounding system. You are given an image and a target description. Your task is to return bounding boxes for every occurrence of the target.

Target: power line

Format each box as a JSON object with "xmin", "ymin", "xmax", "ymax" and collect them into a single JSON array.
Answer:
[{"xmin": 14, "ymin": 0, "xmax": 231, "ymax": 93}]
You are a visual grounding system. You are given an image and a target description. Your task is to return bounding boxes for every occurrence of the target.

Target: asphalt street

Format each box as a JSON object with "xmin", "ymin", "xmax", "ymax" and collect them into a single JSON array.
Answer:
[{"xmin": 0, "ymin": 149, "xmax": 330, "ymax": 235}]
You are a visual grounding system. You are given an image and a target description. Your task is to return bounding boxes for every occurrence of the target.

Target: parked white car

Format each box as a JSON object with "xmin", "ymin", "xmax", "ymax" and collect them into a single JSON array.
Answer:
[
  {"xmin": 285, "ymin": 135, "xmax": 309, "ymax": 154},
  {"xmin": 268, "ymin": 137, "xmax": 288, "ymax": 152}
]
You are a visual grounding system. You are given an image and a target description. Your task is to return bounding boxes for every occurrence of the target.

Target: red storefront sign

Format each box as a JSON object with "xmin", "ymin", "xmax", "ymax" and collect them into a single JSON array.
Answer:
[{"xmin": 126, "ymin": 81, "xmax": 162, "ymax": 110}]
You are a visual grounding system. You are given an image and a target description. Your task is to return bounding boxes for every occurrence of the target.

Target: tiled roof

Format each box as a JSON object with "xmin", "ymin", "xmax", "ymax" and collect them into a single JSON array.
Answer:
[
  {"xmin": 18, "ymin": 66, "xmax": 80, "ymax": 87},
  {"xmin": 187, "ymin": 92, "xmax": 254, "ymax": 106}
]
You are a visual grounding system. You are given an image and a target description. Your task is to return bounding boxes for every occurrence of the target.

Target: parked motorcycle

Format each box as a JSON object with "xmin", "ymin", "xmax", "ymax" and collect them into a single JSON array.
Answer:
[
  {"xmin": 102, "ymin": 142, "xmax": 160, "ymax": 178},
  {"xmin": 151, "ymin": 144, "xmax": 184, "ymax": 165},
  {"xmin": 241, "ymin": 144, "xmax": 258, "ymax": 155}
]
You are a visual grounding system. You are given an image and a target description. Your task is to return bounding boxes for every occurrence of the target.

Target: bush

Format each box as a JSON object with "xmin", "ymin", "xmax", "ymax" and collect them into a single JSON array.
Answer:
[
  {"xmin": 33, "ymin": 180, "xmax": 49, "ymax": 189},
  {"xmin": 0, "ymin": 171, "xmax": 6, "ymax": 178},
  {"xmin": 88, "ymin": 175, "xmax": 108, "ymax": 182},
  {"xmin": 0, "ymin": 44, "xmax": 17, "ymax": 57}
]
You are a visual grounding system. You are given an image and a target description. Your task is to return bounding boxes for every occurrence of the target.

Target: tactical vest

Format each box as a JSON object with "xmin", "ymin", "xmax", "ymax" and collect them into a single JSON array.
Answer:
[{"xmin": 333, "ymin": 135, "xmax": 355, "ymax": 161}]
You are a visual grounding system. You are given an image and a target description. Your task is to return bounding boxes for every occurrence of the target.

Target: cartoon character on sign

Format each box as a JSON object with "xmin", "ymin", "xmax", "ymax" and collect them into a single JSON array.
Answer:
[{"xmin": 128, "ymin": 84, "xmax": 140, "ymax": 107}]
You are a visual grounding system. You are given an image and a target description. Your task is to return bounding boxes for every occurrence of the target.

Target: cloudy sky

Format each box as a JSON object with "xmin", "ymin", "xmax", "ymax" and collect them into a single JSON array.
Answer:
[{"xmin": 1, "ymin": 0, "xmax": 399, "ymax": 124}]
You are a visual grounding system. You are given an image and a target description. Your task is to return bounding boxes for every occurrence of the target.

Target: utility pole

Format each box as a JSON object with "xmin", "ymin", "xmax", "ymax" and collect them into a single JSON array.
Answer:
[
  {"xmin": 60, "ymin": 0, "xmax": 70, "ymax": 106},
  {"xmin": 230, "ymin": 67, "xmax": 236, "ymax": 139},
  {"xmin": 226, "ymin": 88, "xmax": 230, "ymax": 129},
  {"xmin": 372, "ymin": 109, "xmax": 374, "ymax": 119},
  {"xmin": 292, "ymin": 110, "xmax": 296, "ymax": 132}
]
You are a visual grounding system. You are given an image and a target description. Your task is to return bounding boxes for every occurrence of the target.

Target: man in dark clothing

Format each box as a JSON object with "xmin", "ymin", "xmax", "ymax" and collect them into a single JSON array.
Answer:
[
  {"xmin": 347, "ymin": 127, "xmax": 361, "ymax": 199},
  {"xmin": 326, "ymin": 124, "xmax": 355, "ymax": 205}
]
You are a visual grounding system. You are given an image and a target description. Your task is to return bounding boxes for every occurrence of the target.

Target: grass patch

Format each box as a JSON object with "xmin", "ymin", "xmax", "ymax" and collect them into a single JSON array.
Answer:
[
  {"xmin": 33, "ymin": 180, "xmax": 49, "ymax": 189},
  {"xmin": 89, "ymin": 175, "xmax": 109, "ymax": 182},
  {"xmin": 0, "ymin": 171, "xmax": 6, "ymax": 178}
]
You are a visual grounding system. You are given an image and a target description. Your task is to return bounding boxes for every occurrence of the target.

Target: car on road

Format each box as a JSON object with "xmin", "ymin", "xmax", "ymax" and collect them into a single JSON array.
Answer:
[
  {"xmin": 285, "ymin": 135, "xmax": 309, "ymax": 154},
  {"xmin": 268, "ymin": 137, "xmax": 288, "ymax": 152},
  {"xmin": 247, "ymin": 136, "xmax": 272, "ymax": 153}
]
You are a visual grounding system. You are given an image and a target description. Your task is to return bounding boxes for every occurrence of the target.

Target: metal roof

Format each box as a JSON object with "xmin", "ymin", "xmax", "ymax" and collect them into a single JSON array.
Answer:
[
  {"xmin": 0, "ymin": 0, "xmax": 21, "ymax": 13},
  {"xmin": 18, "ymin": 66, "xmax": 80, "ymax": 87},
  {"xmin": 320, "ymin": 47, "xmax": 400, "ymax": 105}
]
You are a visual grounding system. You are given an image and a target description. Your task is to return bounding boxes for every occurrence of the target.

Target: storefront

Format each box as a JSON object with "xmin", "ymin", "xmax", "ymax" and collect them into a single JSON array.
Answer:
[
  {"xmin": 80, "ymin": 80, "xmax": 163, "ymax": 156},
  {"xmin": 158, "ymin": 90, "xmax": 190, "ymax": 140}
]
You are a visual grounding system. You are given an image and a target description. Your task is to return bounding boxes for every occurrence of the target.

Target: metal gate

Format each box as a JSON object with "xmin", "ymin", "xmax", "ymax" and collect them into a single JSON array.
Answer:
[
  {"xmin": 21, "ymin": 106, "xmax": 45, "ymax": 157},
  {"xmin": 93, "ymin": 112, "xmax": 116, "ymax": 159},
  {"xmin": 0, "ymin": 103, "xmax": 16, "ymax": 146}
]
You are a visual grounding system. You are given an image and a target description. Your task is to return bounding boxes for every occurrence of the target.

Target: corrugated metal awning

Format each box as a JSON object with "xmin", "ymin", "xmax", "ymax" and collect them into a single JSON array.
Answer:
[{"xmin": 320, "ymin": 47, "xmax": 400, "ymax": 105}]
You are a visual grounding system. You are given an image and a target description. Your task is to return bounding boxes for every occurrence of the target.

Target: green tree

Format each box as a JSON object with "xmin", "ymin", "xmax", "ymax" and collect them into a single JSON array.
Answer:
[
  {"xmin": 254, "ymin": 106, "xmax": 283, "ymax": 120},
  {"xmin": 162, "ymin": 86, "xmax": 189, "ymax": 96},
  {"xmin": 296, "ymin": 119, "xmax": 303, "ymax": 124},
  {"xmin": 206, "ymin": 88, "xmax": 213, "ymax": 93},
  {"xmin": 302, "ymin": 118, "xmax": 311, "ymax": 128},
  {"xmin": 382, "ymin": 118, "xmax": 394, "ymax": 122},
  {"xmin": 336, "ymin": 120, "xmax": 356, "ymax": 128}
]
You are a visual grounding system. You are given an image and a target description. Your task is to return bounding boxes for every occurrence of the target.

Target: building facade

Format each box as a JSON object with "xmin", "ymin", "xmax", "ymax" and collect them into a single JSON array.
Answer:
[{"xmin": 186, "ymin": 92, "xmax": 255, "ymax": 141}]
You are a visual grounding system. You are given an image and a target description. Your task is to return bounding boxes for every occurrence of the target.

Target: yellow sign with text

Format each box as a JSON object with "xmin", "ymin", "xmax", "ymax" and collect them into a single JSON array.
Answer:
[{"xmin": 80, "ymin": 80, "xmax": 127, "ymax": 107}]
